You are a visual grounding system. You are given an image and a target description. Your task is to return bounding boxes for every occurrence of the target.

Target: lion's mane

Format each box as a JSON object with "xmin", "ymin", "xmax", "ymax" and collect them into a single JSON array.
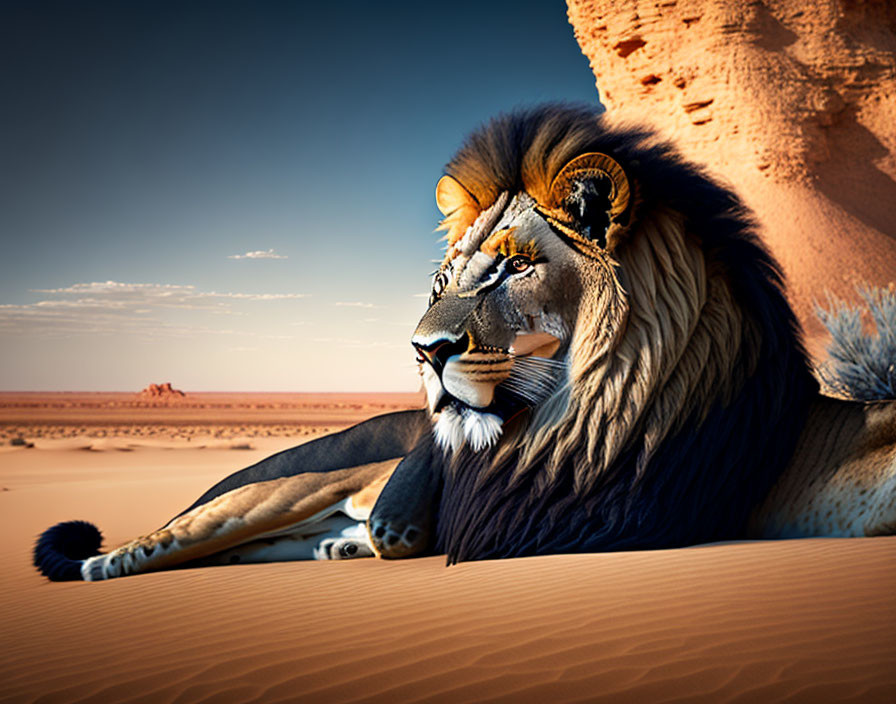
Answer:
[{"xmin": 433, "ymin": 105, "xmax": 819, "ymax": 563}]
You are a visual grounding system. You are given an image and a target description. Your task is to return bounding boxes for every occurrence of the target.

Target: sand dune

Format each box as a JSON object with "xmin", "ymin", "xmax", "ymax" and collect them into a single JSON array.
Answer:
[{"xmin": 2, "ymin": 408, "xmax": 895, "ymax": 703}]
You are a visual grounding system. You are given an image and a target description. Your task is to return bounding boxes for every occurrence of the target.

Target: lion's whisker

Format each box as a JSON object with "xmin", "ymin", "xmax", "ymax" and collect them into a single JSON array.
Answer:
[{"xmin": 497, "ymin": 355, "xmax": 566, "ymax": 406}]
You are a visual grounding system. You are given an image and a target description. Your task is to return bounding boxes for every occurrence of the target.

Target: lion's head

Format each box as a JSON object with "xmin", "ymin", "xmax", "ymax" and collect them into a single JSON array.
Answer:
[{"xmin": 412, "ymin": 105, "xmax": 819, "ymax": 563}]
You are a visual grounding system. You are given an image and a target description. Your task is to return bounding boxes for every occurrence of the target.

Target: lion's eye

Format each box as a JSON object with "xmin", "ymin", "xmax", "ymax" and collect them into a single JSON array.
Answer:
[
  {"xmin": 508, "ymin": 255, "xmax": 532, "ymax": 273},
  {"xmin": 430, "ymin": 270, "xmax": 449, "ymax": 305}
]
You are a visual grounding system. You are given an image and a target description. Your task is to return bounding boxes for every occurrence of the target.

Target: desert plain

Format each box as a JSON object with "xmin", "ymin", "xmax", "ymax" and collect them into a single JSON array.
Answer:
[{"xmin": 1, "ymin": 390, "xmax": 894, "ymax": 704}]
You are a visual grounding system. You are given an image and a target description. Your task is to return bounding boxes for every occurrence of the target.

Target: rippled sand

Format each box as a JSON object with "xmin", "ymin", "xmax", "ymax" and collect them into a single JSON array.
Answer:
[{"xmin": 2, "ymin": 392, "xmax": 894, "ymax": 703}]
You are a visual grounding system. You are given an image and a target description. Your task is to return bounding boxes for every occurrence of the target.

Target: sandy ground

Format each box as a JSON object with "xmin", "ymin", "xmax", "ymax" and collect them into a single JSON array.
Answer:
[
  {"xmin": 0, "ymin": 392, "xmax": 425, "ymax": 444},
  {"xmin": 1, "ymin": 393, "xmax": 895, "ymax": 703}
]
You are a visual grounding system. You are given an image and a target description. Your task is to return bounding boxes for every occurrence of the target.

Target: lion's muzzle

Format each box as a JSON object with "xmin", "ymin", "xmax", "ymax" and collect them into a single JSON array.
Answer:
[{"xmin": 413, "ymin": 331, "xmax": 513, "ymax": 409}]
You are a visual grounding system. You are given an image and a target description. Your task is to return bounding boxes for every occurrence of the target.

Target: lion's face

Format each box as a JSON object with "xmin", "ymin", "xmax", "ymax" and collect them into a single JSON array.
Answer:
[{"xmin": 413, "ymin": 154, "xmax": 632, "ymax": 453}]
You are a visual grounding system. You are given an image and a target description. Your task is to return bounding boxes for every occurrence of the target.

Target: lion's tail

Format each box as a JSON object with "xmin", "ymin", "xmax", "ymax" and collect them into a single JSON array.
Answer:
[{"xmin": 33, "ymin": 520, "xmax": 103, "ymax": 581}]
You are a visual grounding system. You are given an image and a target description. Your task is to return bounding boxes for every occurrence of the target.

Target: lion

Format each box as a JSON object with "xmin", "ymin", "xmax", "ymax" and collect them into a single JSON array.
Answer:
[{"xmin": 34, "ymin": 104, "xmax": 896, "ymax": 580}]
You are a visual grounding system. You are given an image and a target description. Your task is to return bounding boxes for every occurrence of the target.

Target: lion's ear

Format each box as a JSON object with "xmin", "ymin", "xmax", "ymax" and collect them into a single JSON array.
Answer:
[
  {"xmin": 548, "ymin": 153, "xmax": 634, "ymax": 251},
  {"xmin": 435, "ymin": 175, "xmax": 481, "ymax": 245}
]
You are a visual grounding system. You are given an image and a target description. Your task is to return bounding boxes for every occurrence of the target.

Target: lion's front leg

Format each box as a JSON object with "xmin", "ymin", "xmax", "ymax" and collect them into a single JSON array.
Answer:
[
  {"xmin": 80, "ymin": 459, "xmax": 398, "ymax": 580},
  {"xmin": 368, "ymin": 438, "xmax": 443, "ymax": 558},
  {"xmin": 36, "ymin": 410, "xmax": 433, "ymax": 581}
]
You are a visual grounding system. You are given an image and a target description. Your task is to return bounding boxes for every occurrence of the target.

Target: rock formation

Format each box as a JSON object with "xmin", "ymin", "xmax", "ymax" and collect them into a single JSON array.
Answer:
[
  {"xmin": 138, "ymin": 383, "xmax": 186, "ymax": 401},
  {"xmin": 567, "ymin": 0, "xmax": 896, "ymax": 354}
]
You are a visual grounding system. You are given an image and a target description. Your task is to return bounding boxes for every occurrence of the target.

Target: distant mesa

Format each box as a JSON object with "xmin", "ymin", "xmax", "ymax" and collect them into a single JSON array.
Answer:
[{"xmin": 138, "ymin": 382, "xmax": 186, "ymax": 400}]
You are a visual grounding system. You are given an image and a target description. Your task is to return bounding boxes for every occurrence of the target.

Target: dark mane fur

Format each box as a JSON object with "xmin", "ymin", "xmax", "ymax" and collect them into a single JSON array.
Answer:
[{"xmin": 434, "ymin": 104, "xmax": 818, "ymax": 564}]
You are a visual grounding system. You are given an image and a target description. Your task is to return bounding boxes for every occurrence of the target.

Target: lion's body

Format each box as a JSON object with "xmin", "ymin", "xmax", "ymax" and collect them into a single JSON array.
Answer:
[
  {"xmin": 34, "ymin": 105, "xmax": 896, "ymax": 581},
  {"xmin": 751, "ymin": 397, "xmax": 896, "ymax": 538}
]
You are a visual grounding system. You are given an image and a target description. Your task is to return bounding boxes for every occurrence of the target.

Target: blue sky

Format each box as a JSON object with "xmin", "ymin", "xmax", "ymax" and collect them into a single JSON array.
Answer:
[{"xmin": 0, "ymin": 1, "xmax": 601, "ymax": 391}]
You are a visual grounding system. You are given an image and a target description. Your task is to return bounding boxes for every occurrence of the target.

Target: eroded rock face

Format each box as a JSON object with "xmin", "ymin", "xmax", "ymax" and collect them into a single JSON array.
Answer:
[
  {"xmin": 567, "ymin": 0, "xmax": 896, "ymax": 351},
  {"xmin": 138, "ymin": 383, "xmax": 186, "ymax": 400}
]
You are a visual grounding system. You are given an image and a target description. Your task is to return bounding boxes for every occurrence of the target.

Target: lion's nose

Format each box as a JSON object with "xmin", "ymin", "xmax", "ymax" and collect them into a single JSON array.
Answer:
[{"xmin": 412, "ymin": 332, "xmax": 470, "ymax": 376}]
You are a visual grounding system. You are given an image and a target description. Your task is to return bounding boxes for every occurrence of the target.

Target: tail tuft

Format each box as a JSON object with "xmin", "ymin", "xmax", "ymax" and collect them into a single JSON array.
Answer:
[
  {"xmin": 816, "ymin": 285, "xmax": 896, "ymax": 401},
  {"xmin": 33, "ymin": 520, "xmax": 103, "ymax": 581}
]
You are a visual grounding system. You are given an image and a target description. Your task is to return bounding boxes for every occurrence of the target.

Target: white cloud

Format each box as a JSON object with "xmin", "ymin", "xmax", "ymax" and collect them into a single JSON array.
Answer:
[
  {"xmin": 3, "ymin": 280, "xmax": 308, "ymax": 338},
  {"xmin": 312, "ymin": 336, "xmax": 405, "ymax": 350},
  {"xmin": 227, "ymin": 248, "xmax": 287, "ymax": 260},
  {"xmin": 0, "ymin": 304, "xmax": 243, "ymax": 338},
  {"xmin": 207, "ymin": 292, "xmax": 305, "ymax": 301},
  {"xmin": 27, "ymin": 281, "xmax": 306, "ymax": 311},
  {"xmin": 333, "ymin": 301, "xmax": 377, "ymax": 309}
]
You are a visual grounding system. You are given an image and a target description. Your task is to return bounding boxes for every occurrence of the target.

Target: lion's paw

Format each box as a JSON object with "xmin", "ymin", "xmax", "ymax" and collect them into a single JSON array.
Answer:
[
  {"xmin": 369, "ymin": 518, "xmax": 424, "ymax": 558},
  {"xmin": 314, "ymin": 536, "xmax": 375, "ymax": 561}
]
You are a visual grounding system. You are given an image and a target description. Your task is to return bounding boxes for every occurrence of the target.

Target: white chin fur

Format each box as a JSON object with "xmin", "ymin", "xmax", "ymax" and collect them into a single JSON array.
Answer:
[
  {"xmin": 463, "ymin": 409, "xmax": 503, "ymax": 452},
  {"xmin": 434, "ymin": 405, "xmax": 503, "ymax": 454},
  {"xmin": 421, "ymin": 363, "xmax": 445, "ymax": 414},
  {"xmin": 434, "ymin": 406, "xmax": 465, "ymax": 453}
]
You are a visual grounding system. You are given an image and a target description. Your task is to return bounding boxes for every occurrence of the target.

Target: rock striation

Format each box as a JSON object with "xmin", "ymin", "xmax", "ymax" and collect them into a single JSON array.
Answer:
[{"xmin": 567, "ymin": 0, "xmax": 896, "ymax": 353}]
